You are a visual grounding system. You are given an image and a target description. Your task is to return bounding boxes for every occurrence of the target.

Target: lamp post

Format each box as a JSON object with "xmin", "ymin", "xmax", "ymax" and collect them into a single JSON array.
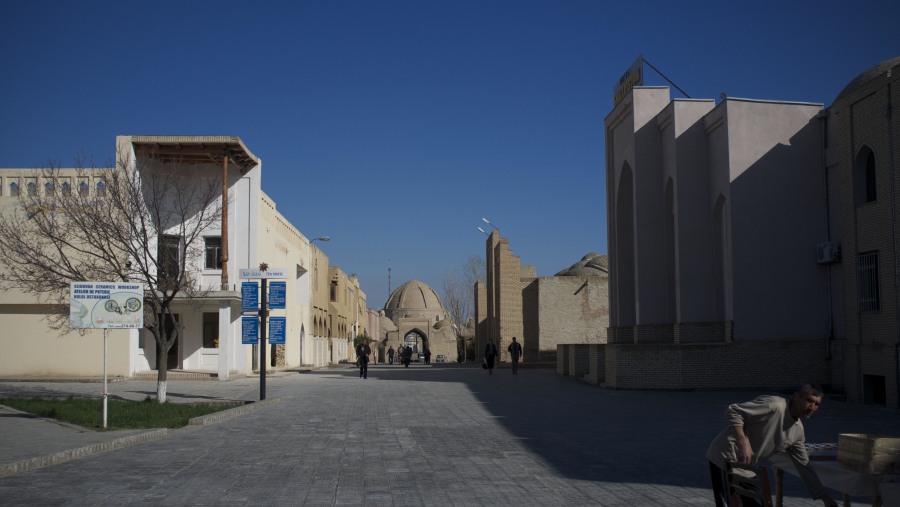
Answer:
[
  {"xmin": 477, "ymin": 227, "xmax": 489, "ymax": 236},
  {"xmin": 481, "ymin": 217, "xmax": 500, "ymax": 232},
  {"xmin": 311, "ymin": 236, "xmax": 330, "ymax": 244}
]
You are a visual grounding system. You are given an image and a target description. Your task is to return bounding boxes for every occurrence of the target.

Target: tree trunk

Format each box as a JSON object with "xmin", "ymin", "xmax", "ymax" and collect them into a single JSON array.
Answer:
[{"xmin": 156, "ymin": 344, "xmax": 169, "ymax": 403}]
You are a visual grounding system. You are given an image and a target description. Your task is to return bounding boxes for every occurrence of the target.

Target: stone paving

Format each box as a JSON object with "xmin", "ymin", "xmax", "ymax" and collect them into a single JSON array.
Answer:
[{"xmin": 0, "ymin": 364, "xmax": 898, "ymax": 506}]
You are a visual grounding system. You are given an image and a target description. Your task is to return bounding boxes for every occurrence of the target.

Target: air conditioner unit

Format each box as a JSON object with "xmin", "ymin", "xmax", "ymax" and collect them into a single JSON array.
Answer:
[{"xmin": 816, "ymin": 242, "xmax": 839, "ymax": 264}]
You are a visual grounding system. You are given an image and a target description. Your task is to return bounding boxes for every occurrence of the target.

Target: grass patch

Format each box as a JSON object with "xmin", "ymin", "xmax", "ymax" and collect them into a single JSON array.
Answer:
[{"xmin": 0, "ymin": 397, "xmax": 244, "ymax": 430}]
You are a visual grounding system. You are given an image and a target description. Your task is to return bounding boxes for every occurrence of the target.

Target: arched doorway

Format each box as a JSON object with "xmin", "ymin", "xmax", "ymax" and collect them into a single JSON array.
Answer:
[{"xmin": 403, "ymin": 329, "xmax": 428, "ymax": 362}]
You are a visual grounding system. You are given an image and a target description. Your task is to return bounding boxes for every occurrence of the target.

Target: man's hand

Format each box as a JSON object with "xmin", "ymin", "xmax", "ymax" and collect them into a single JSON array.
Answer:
[
  {"xmin": 736, "ymin": 437, "xmax": 753, "ymax": 464},
  {"xmin": 729, "ymin": 426, "xmax": 753, "ymax": 464}
]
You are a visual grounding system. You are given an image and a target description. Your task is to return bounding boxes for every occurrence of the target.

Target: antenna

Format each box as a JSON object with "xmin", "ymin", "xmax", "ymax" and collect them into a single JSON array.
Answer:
[{"xmin": 388, "ymin": 258, "xmax": 392, "ymax": 299}]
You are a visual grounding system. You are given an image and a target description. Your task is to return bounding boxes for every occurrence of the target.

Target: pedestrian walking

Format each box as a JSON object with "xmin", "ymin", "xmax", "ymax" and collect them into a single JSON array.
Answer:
[
  {"xmin": 484, "ymin": 339, "xmax": 498, "ymax": 375},
  {"xmin": 508, "ymin": 337, "xmax": 522, "ymax": 375},
  {"xmin": 388, "ymin": 346, "xmax": 395, "ymax": 365},
  {"xmin": 356, "ymin": 341, "xmax": 371, "ymax": 379}
]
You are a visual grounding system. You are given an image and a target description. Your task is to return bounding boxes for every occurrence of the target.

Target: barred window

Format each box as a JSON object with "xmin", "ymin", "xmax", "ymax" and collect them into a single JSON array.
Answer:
[{"xmin": 856, "ymin": 252, "xmax": 880, "ymax": 312}]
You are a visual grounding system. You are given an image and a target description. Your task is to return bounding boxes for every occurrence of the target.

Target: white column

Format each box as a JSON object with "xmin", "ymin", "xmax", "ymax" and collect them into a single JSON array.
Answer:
[{"xmin": 218, "ymin": 301, "xmax": 231, "ymax": 380}]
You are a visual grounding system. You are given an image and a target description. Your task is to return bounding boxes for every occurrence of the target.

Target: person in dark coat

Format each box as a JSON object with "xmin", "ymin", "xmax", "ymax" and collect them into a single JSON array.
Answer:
[
  {"xmin": 356, "ymin": 341, "xmax": 371, "ymax": 379},
  {"xmin": 484, "ymin": 339, "xmax": 498, "ymax": 375}
]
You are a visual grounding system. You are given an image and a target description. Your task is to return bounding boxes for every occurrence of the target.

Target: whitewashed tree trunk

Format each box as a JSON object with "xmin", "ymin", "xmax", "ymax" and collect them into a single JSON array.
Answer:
[{"xmin": 157, "ymin": 380, "xmax": 167, "ymax": 403}]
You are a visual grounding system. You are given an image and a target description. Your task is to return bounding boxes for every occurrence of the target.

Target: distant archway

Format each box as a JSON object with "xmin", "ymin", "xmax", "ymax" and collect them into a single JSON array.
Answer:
[{"xmin": 403, "ymin": 329, "xmax": 429, "ymax": 357}]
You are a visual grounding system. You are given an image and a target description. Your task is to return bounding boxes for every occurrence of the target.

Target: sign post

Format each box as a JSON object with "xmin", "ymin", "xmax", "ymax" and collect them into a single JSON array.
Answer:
[
  {"xmin": 69, "ymin": 281, "xmax": 144, "ymax": 428},
  {"xmin": 239, "ymin": 267, "xmax": 287, "ymax": 401}
]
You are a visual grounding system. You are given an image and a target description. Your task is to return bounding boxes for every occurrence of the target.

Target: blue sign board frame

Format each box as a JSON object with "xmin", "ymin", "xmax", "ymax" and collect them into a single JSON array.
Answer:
[
  {"xmin": 268, "ymin": 281, "xmax": 286, "ymax": 309},
  {"xmin": 242, "ymin": 317, "xmax": 258, "ymax": 344},
  {"xmin": 269, "ymin": 317, "xmax": 286, "ymax": 344}
]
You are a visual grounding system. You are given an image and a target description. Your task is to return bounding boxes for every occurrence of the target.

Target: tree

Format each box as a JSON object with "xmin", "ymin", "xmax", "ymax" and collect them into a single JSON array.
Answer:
[
  {"xmin": 442, "ymin": 255, "xmax": 484, "ymax": 360},
  {"xmin": 0, "ymin": 153, "xmax": 222, "ymax": 402}
]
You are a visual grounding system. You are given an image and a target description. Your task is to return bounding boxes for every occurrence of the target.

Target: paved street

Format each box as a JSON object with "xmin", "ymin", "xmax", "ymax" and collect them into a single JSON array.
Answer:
[{"xmin": 1, "ymin": 364, "xmax": 898, "ymax": 506}]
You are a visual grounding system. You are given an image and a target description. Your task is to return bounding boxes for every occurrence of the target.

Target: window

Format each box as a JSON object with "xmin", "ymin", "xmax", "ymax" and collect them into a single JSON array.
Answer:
[
  {"xmin": 203, "ymin": 313, "xmax": 219, "ymax": 348},
  {"xmin": 61, "ymin": 181, "xmax": 71, "ymax": 197},
  {"xmin": 204, "ymin": 237, "xmax": 222, "ymax": 269},
  {"xmin": 856, "ymin": 251, "xmax": 880, "ymax": 312},
  {"xmin": 158, "ymin": 235, "xmax": 182, "ymax": 283},
  {"xmin": 95, "ymin": 180, "xmax": 107, "ymax": 198},
  {"xmin": 79, "ymin": 181, "xmax": 89, "ymax": 197},
  {"xmin": 26, "ymin": 181, "xmax": 37, "ymax": 196},
  {"xmin": 854, "ymin": 147, "xmax": 877, "ymax": 206},
  {"xmin": 330, "ymin": 280, "xmax": 338, "ymax": 302},
  {"xmin": 9, "ymin": 181, "xmax": 19, "ymax": 197},
  {"xmin": 44, "ymin": 181, "xmax": 54, "ymax": 196}
]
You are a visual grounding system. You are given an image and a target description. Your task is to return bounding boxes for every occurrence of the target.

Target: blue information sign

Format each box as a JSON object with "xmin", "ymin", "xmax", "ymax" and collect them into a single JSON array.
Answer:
[
  {"xmin": 269, "ymin": 317, "xmax": 286, "ymax": 344},
  {"xmin": 241, "ymin": 282, "xmax": 259, "ymax": 310},
  {"xmin": 242, "ymin": 317, "xmax": 258, "ymax": 344},
  {"xmin": 269, "ymin": 282, "xmax": 286, "ymax": 309}
]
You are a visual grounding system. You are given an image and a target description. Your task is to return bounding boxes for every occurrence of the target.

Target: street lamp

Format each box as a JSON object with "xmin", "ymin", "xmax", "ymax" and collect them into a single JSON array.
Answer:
[
  {"xmin": 477, "ymin": 227, "xmax": 489, "ymax": 236},
  {"xmin": 310, "ymin": 236, "xmax": 330, "ymax": 244},
  {"xmin": 481, "ymin": 217, "xmax": 500, "ymax": 232}
]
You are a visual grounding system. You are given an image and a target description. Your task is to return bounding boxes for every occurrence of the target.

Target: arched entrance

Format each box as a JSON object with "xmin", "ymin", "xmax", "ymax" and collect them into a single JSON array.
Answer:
[{"xmin": 403, "ymin": 329, "xmax": 428, "ymax": 361}]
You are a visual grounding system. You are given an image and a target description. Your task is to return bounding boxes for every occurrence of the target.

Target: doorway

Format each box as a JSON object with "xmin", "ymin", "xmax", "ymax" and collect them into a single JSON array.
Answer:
[
  {"xmin": 155, "ymin": 313, "xmax": 180, "ymax": 370},
  {"xmin": 863, "ymin": 374, "xmax": 886, "ymax": 405}
]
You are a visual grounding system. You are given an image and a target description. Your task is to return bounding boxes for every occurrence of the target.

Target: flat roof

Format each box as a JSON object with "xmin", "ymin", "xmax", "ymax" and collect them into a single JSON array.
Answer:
[{"xmin": 129, "ymin": 135, "xmax": 259, "ymax": 172}]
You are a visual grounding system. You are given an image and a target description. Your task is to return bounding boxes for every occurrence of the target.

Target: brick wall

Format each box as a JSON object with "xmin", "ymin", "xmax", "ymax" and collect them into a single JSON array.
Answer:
[
  {"xmin": 830, "ymin": 59, "xmax": 900, "ymax": 406},
  {"xmin": 559, "ymin": 339, "xmax": 831, "ymax": 391}
]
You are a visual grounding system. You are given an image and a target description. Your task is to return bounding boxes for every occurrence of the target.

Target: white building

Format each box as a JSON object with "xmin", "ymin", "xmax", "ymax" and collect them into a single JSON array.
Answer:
[{"xmin": 0, "ymin": 135, "xmax": 336, "ymax": 378}]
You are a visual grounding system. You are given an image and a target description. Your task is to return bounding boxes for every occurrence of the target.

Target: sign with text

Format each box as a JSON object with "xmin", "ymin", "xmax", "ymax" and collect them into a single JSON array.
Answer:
[
  {"xmin": 70, "ymin": 282, "xmax": 144, "ymax": 329},
  {"xmin": 241, "ymin": 282, "xmax": 259, "ymax": 310},
  {"xmin": 613, "ymin": 55, "xmax": 644, "ymax": 107},
  {"xmin": 242, "ymin": 317, "xmax": 258, "ymax": 344},
  {"xmin": 268, "ymin": 317, "xmax": 286, "ymax": 344},
  {"xmin": 268, "ymin": 282, "xmax": 286, "ymax": 309},
  {"xmin": 239, "ymin": 268, "xmax": 288, "ymax": 279}
]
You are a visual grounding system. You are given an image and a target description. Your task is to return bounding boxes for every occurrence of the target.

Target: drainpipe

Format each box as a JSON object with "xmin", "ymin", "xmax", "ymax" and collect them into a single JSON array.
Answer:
[
  {"xmin": 886, "ymin": 87, "xmax": 899, "ymax": 408},
  {"xmin": 819, "ymin": 108, "xmax": 833, "ymax": 361}
]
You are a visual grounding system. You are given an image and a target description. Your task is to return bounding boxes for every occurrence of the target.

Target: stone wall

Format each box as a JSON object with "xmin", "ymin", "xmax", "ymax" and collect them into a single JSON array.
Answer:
[{"xmin": 559, "ymin": 339, "xmax": 832, "ymax": 392}]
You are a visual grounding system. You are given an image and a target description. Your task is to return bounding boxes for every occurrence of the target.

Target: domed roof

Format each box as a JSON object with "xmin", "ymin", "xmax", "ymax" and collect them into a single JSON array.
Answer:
[
  {"xmin": 555, "ymin": 253, "xmax": 609, "ymax": 277},
  {"xmin": 834, "ymin": 56, "xmax": 900, "ymax": 103},
  {"xmin": 384, "ymin": 279, "xmax": 445, "ymax": 311}
]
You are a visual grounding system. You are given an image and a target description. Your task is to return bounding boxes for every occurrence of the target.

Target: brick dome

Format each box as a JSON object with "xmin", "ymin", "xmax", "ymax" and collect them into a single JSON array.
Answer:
[{"xmin": 384, "ymin": 279, "xmax": 445, "ymax": 312}]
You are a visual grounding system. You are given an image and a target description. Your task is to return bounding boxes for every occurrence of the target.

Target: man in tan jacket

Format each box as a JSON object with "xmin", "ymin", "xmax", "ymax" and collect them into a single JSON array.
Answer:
[{"xmin": 706, "ymin": 384, "xmax": 837, "ymax": 507}]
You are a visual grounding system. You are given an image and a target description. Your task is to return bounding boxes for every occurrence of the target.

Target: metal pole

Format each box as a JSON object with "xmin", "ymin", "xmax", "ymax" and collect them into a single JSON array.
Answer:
[
  {"xmin": 103, "ymin": 329, "xmax": 108, "ymax": 429},
  {"xmin": 259, "ymin": 277, "xmax": 267, "ymax": 400}
]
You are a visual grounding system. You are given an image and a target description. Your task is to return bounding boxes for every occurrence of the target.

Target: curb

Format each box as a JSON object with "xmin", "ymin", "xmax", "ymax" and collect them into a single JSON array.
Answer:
[
  {"xmin": 188, "ymin": 398, "xmax": 280, "ymax": 426},
  {"xmin": 0, "ymin": 428, "xmax": 168, "ymax": 478},
  {"xmin": 0, "ymin": 398, "xmax": 279, "ymax": 478}
]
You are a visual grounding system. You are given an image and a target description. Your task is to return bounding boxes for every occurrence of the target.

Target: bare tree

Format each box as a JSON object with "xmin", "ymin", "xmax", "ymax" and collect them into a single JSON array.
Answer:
[
  {"xmin": 0, "ymin": 153, "xmax": 222, "ymax": 402},
  {"xmin": 442, "ymin": 255, "xmax": 484, "ymax": 360}
]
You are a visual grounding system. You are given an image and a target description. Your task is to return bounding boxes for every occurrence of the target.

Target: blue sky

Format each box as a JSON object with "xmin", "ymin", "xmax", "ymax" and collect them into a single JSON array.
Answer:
[{"xmin": 2, "ymin": 1, "xmax": 898, "ymax": 307}]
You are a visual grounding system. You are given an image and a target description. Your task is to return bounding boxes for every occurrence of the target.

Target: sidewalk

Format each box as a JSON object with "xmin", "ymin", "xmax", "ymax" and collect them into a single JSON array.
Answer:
[{"xmin": 0, "ymin": 365, "xmax": 897, "ymax": 506}]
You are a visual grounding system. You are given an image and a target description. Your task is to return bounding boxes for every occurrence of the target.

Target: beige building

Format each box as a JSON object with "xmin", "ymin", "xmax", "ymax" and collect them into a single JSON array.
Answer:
[
  {"xmin": 0, "ymin": 135, "xmax": 365, "ymax": 378},
  {"xmin": 326, "ymin": 267, "xmax": 368, "ymax": 364},
  {"xmin": 379, "ymin": 279, "xmax": 458, "ymax": 362},
  {"xmin": 475, "ymin": 230, "xmax": 609, "ymax": 364},
  {"xmin": 603, "ymin": 57, "xmax": 900, "ymax": 407}
]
